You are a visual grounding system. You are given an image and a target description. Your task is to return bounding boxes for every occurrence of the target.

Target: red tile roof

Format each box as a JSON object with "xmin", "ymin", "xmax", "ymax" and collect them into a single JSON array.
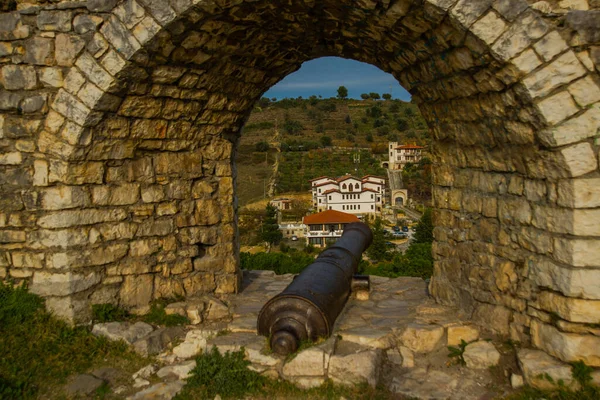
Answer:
[
  {"xmin": 303, "ymin": 210, "xmax": 360, "ymax": 225},
  {"xmin": 309, "ymin": 176, "xmax": 331, "ymax": 182},
  {"xmin": 322, "ymin": 189, "xmax": 340, "ymax": 195},
  {"xmin": 337, "ymin": 175, "xmax": 361, "ymax": 183},
  {"xmin": 395, "ymin": 145, "xmax": 424, "ymax": 150},
  {"xmin": 313, "ymin": 181, "xmax": 338, "ymax": 188}
]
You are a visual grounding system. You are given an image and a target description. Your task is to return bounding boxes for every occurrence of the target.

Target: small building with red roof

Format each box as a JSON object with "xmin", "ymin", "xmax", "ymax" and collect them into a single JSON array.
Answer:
[
  {"xmin": 383, "ymin": 141, "xmax": 424, "ymax": 170},
  {"xmin": 302, "ymin": 210, "xmax": 360, "ymax": 247}
]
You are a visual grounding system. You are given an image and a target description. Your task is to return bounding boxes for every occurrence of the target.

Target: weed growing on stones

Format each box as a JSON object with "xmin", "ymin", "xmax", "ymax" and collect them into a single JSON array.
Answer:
[
  {"xmin": 176, "ymin": 346, "xmax": 265, "ymax": 400},
  {"xmin": 509, "ymin": 361, "xmax": 600, "ymax": 400},
  {"xmin": 92, "ymin": 303, "xmax": 130, "ymax": 323},
  {"xmin": 143, "ymin": 300, "xmax": 189, "ymax": 327},
  {"xmin": 447, "ymin": 339, "xmax": 468, "ymax": 366}
]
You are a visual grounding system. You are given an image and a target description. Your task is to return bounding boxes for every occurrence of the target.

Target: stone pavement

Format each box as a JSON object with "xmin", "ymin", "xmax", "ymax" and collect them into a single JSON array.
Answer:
[{"xmin": 89, "ymin": 270, "xmax": 599, "ymax": 399}]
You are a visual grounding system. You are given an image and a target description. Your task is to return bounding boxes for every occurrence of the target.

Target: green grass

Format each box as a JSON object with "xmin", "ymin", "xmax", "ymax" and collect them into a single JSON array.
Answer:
[
  {"xmin": 91, "ymin": 299, "xmax": 189, "ymax": 327},
  {"xmin": 0, "ymin": 282, "xmax": 146, "ymax": 399},
  {"xmin": 142, "ymin": 300, "xmax": 189, "ymax": 327},
  {"xmin": 175, "ymin": 346, "xmax": 395, "ymax": 400}
]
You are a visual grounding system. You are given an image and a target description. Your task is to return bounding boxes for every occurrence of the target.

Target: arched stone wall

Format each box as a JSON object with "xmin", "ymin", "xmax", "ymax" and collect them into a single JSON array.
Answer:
[
  {"xmin": 0, "ymin": 0, "xmax": 599, "ymax": 364},
  {"xmin": 392, "ymin": 189, "xmax": 409, "ymax": 206}
]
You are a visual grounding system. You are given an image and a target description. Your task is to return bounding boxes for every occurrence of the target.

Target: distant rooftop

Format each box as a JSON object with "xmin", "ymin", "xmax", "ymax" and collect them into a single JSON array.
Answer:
[{"xmin": 303, "ymin": 210, "xmax": 360, "ymax": 225}]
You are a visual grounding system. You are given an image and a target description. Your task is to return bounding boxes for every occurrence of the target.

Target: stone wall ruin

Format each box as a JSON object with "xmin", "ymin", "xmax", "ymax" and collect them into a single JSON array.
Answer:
[{"xmin": 0, "ymin": 0, "xmax": 599, "ymax": 366}]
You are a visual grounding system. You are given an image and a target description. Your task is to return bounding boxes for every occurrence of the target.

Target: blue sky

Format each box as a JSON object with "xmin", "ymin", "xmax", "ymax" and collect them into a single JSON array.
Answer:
[{"xmin": 264, "ymin": 57, "xmax": 411, "ymax": 101}]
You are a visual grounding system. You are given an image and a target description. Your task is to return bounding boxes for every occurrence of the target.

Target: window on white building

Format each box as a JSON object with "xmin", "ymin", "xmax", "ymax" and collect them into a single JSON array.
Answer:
[
  {"xmin": 371, "ymin": 205, "xmax": 374, "ymax": 210},
  {"xmin": 309, "ymin": 237, "xmax": 322, "ymax": 246},
  {"xmin": 371, "ymin": 194, "xmax": 374, "ymax": 199},
  {"xmin": 329, "ymin": 195, "xmax": 332, "ymax": 200},
  {"xmin": 329, "ymin": 206, "xmax": 332, "ymax": 210},
  {"xmin": 342, "ymin": 205, "xmax": 345, "ymax": 210},
  {"xmin": 355, "ymin": 183, "xmax": 359, "ymax": 190},
  {"xmin": 318, "ymin": 189, "xmax": 321, "ymax": 193},
  {"xmin": 342, "ymin": 183, "xmax": 347, "ymax": 190},
  {"xmin": 318, "ymin": 199, "xmax": 321, "ymax": 203}
]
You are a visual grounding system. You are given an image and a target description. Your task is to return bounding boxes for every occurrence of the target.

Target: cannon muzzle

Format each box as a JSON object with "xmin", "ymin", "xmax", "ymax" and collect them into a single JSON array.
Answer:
[{"xmin": 257, "ymin": 222, "xmax": 373, "ymax": 355}]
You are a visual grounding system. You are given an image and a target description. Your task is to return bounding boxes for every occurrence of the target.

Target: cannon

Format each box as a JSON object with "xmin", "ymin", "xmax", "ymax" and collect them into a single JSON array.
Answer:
[{"xmin": 257, "ymin": 222, "xmax": 373, "ymax": 355}]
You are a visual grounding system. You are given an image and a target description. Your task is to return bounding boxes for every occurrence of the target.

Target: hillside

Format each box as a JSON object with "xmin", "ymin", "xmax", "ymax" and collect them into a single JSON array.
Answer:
[{"xmin": 235, "ymin": 97, "xmax": 431, "ymax": 206}]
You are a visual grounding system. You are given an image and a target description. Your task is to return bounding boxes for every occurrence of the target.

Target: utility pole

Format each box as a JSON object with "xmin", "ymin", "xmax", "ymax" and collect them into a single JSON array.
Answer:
[{"xmin": 353, "ymin": 151, "xmax": 360, "ymax": 174}]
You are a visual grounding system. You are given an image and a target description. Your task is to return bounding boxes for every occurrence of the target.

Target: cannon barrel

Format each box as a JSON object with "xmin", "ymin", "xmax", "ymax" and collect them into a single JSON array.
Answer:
[{"xmin": 257, "ymin": 222, "xmax": 373, "ymax": 355}]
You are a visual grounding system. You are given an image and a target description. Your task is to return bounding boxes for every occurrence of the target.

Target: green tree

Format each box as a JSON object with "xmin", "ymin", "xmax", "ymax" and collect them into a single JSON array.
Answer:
[
  {"xmin": 344, "ymin": 115, "xmax": 352, "ymax": 124},
  {"xmin": 382, "ymin": 93, "xmax": 392, "ymax": 100},
  {"xmin": 320, "ymin": 135, "xmax": 332, "ymax": 147},
  {"xmin": 389, "ymin": 102, "xmax": 400, "ymax": 113},
  {"xmin": 255, "ymin": 141, "xmax": 269, "ymax": 152},
  {"xmin": 367, "ymin": 218, "xmax": 388, "ymax": 262},
  {"xmin": 413, "ymin": 208, "xmax": 433, "ymax": 244},
  {"xmin": 337, "ymin": 86, "xmax": 348, "ymax": 100},
  {"xmin": 360, "ymin": 93, "xmax": 370, "ymax": 100},
  {"xmin": 366, "ymin": 133, "xmax": 374, "ymax": 142},
  {"xmin": 396, "ymin": 118, "xmax": 409, "ymax": 132},
  {"xmin": 404, "ymin": 107, "xmax": 414, "ymax": 117},
  {"xmin": 257, "ymin": 97, "xmax": 271, "ymax": 108},
  {"xmin": 283, "ymin": 119, "xmax": 303, "ymax": 135},
  {"xmin": 370, "ymin": 106, "xmax": 382, "ymax": 119},
  {"xmin": 260, "ymin": 204, "xmax": 282, "ymax": 247},
  {"xmin": 369, "ymin": 92, "xmax": 381, "ymax": 100}
]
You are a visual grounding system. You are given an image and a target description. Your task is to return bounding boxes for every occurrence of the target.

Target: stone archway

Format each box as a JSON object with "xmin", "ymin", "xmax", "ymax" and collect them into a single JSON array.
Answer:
[{"xmin": 1, "ymin": 0, "xmax": 599, "ymax": 365}]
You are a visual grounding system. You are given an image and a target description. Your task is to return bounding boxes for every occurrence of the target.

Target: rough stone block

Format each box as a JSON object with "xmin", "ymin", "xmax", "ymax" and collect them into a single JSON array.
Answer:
[
  {"xmin": 399, "ymin": 324, "xmax": 444, "ymax": 353},
  {"xmin": 568, "ymin": 76, "xmax": 600, "ymax": 107},
  {"xmin": 38, "ymin": 11, "xmax": 73, "ymax": 32},
  {"xmin": 24, "ymin": 37, "xmax": 54, "ymax": 66},
  {"xmin": 463, "ymin": 341, "xmax": 501, "ymax": 369},
  {"xmin": 38, "ymin": 209, "xmax": 127, "ymax": 229},
  {"xmin": 0, "ymin": 65, "xmax": 37, "ymax": 90},
  {"xmin": 518, "ymin": 349, "xmax": 576, "ymax": 390},
  {"xmin": 537, "ymin": 91, "xmax": 580, "ymax": 125},
  {"xmin": 530, "ymin": 257, "xmax": 600, "ymax": 300},
  {"xmin": 535, "ymin": 291, "xmax": 600, "ymax": 324},
  {"xmin": 31, "ymin": 271, "xmax": 101, "ymax": 297},
  {"xmin": 553, "ymin": 237, "xmax": 600, "ymax": 268},
  {"xmin": 447, "ymin": 324, "xmax": 480, "ymax": 346},
  {"xmin": 531, "ymin": 320, "xmax": 600, "ymax": 366},
  {"xmin": 558, "ymin": 178, "xmax": 600, "ymax": 208},
  {"xmin": 120, "ymin": 274, "xmax": 154, "ymax": 309},
  {"xmin": 328, "ymin": 342, "xmax": 381, "ymax": 387}
]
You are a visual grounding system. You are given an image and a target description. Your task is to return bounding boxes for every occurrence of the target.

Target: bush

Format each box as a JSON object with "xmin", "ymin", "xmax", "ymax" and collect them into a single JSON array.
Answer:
[
  {"xmin": 0, "ymin": 282, "xmax": 140, "ymax": 400},
  {"xmin": 143, "ymin": 300, "xmax": 189, "ymax": 326},
  {"xmin": 255, "ymin": 141, "xmax": 270, "ymax": 152},
  {"xmin": 92, "ymin": 303, "xmax": 130, "ymax": 323},
  {"xmin": 317, "ymin": 102, "xmax": 336, "ymax": 112},
  {"xmin": 320, "ymin": 136, "xmax": 332, "ymax": 147},
  {"xmin": 244, "ymin": 121, "xmax": 274, "ymax": 131},
  {"xmin": 177, "ymin": 347, "xmax": 265, "ymax": 400},
  {"xmin": 283, "ymin": 119, "xmax": 304, "ymax": 135},
  {"xmin": 240, "ymin": 252, "xmax": 314, "ymax": 275}
]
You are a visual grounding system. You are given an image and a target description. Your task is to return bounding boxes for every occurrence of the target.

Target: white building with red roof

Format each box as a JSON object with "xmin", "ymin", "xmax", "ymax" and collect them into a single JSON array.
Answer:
[
  {"xmin": 302, "ymin": 210, "xmax": 360, "ymax": 247},
  {"xmin": 384, "ymin": 142, "xmax": 424, "ymax": 170},
  {"xmin": 310, "ymin": 174, "xmax": 386, "ymax": 217}
]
